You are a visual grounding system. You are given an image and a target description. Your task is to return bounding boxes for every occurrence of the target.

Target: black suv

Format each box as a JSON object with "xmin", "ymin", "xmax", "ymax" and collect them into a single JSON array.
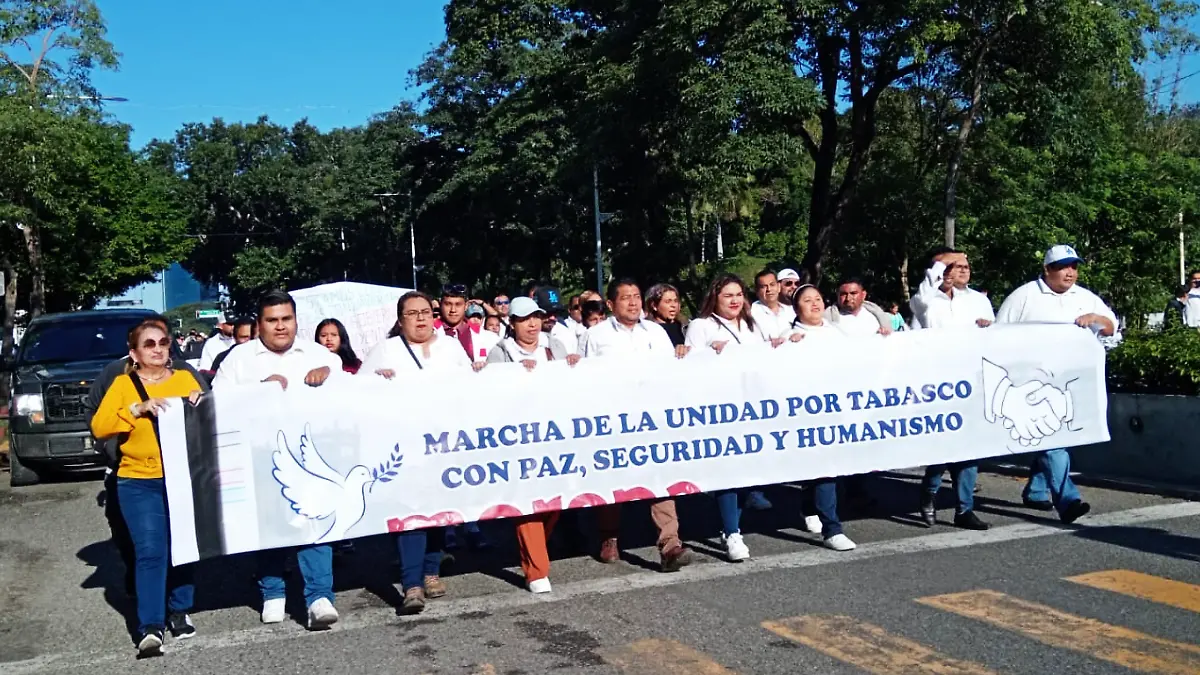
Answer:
[{"xmin": 3, "ymin": 309, "xmax": 156, "ymax": 486}]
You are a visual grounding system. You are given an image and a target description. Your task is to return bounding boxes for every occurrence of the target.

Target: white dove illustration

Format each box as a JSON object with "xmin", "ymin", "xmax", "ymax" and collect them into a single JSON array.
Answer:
[{"xmin": 271, "ymin": 426, "xmax": 376, "ymax": 543}]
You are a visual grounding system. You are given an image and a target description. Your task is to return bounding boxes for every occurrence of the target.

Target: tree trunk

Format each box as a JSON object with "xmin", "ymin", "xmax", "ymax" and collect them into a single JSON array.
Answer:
[
  {"xmin": 943, "ymin": 52, "xmax": 986, "ymax": 249},
  {"xmin": 1, "ymin": 262, "xmax": 17, "ymax": 400},
  {"xmin": 21, "ymin": 224, "xmax": 44, "ymax": 318},
  {"xmin": 683, "ymin": 196, "xmax": 697, "ymax": 277}
]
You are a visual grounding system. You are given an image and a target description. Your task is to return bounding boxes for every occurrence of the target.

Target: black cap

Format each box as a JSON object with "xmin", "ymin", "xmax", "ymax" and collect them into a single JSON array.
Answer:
[{"xmin": 534, "ymin": 286, "xmax": 565, "ymax": 314}]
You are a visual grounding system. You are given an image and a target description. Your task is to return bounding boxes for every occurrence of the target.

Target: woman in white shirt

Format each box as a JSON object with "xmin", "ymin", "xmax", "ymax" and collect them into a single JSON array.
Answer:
[
  {"xmin": 362, "ymin": 292, "xmax": 473, "ymax": 377},
  {"xmin": 484, "ymin": 297, "xmax": 578, "ymax": 594},
  {"xmin": 362, "ymin": 291, "xmax": 470, "ymax": 615},
  {"xmin": 789, "ymin": 284, "xmax": 846, "ymax": 341},
  {"xmin": 682, "ymin": 275, "xmax": 767, "ymax": 562},
  {"xmin": 785, "ymin": 284, "xmax": 857, "ymax": 552},
  {"xmin": 685, "ymin": 274, "xmax": 768, "ymax": 355}
]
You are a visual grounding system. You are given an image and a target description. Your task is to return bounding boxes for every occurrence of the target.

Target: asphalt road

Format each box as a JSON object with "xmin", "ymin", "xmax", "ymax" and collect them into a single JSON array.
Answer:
[{"xmin": 2, "ymin": 467, "xmax": 1199, "ymax": 674}]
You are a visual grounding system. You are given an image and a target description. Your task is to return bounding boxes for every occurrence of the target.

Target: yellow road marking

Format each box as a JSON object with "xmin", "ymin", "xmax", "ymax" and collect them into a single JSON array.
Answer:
[
  {"xmin": 602, "ymin": 638, "xmax": 735, "ymax": 674},
  {"xmin": 762, "ymin": 615, "xmax": 997, "ymax": 674},
  {"xmin": 918, "ymin": 590, "xmax": 1200, "ymax": 674},
  {"xmin": 1067, "ymin": 570, "xmax": 1200, "ymax": 614}
]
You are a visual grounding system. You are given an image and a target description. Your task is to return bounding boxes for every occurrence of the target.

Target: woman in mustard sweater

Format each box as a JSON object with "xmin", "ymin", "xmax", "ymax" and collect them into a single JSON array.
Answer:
[{"xmin": 92, "ymin": 320, "xmax": 204, "ymax": 656}]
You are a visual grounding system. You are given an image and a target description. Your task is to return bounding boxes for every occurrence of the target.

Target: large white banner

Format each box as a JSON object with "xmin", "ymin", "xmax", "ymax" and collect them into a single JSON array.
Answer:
[
  {"xmin": 160, "ymin": 323, "xmax": 1109, "ymax": 564},
  {"xmin": 291, "ymin": 281, "xmax": 411, "ymax": 357}
]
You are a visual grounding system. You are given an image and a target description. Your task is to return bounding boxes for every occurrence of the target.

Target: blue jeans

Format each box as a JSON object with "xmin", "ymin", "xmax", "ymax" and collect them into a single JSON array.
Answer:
[
  {"xmin": 257, "ymin": 544, "xmax": 333, "ymax": 607},
  {"xmin": 395, "ymin": 527, "xmax": 445, "ymax": 591},
  {"xmin": 801, "ymin": 479, "xmax": 843, "ymax": 538},
  {"xmin": 117, "ymin": 477, "xmax": 194, "ymax": 634},
  {"xmin": 716, "ymin": 490, "xmax": 742, "ymax": 536},
  {"xmin": 923, "ymin": 463, "xmax": 977, "ymax": 513},
  {"xmin": 1023, "ymin": 449, "xmax": 1081, "ymax": 515}
]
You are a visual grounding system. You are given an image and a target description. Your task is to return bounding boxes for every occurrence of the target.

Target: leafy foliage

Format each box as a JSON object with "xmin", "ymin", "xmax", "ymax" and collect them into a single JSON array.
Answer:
[{"xmin": 1107, "ymin": 329, "xmax": 1200, "ymax": 396}]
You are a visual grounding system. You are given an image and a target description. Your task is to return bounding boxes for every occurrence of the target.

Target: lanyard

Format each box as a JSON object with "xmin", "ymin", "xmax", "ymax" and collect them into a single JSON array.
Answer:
[
  {"xmin": 713, "ymin": 316, "xmax": 742, "ymax": 344},
  {"xmin": 399, "ymin": 335, "xmax": 424, "ymax": 370}
]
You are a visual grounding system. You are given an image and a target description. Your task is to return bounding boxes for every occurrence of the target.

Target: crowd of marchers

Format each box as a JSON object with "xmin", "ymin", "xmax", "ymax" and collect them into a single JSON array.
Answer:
[{"xmin": 86, "ymin": 243, "xmax": 1120, "ymax": 657}]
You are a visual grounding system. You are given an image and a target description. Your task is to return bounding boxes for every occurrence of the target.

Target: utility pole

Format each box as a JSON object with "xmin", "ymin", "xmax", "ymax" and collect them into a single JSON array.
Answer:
[
  {"xmin": 372, "ymin": 192, "xmax": 418, "ymax": 289},
  {"xmin": 1180, "ymin": 211, "xmax": 1186, "ymax": 286},
  {"xmin": 593, "ymin": 164, "xmax": 603, "ymax": 293}
]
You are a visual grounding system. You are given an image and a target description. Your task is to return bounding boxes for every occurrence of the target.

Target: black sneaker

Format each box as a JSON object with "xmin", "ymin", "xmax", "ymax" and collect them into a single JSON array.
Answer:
[
  {"xmin": 954, "ymin": 510, "xmax": 989, "ymax": 531},
  {"xmin": 167, "ymin": 612, "xmax": 196, "ymax": 640},
  {"xmin": 137, "ymin": 630, "xmax": 164, "ymax": 657},
  {"xmin": 1022, "ymin": 497, "xmax": 1054, "ymax": 512},
  {"xmin": 919, "ymin": 494, "xmax": 937, "ymax": 528},
  {"xmin": 1061, "ymin": 500, "xmax": 1091, "ymax": 525}
]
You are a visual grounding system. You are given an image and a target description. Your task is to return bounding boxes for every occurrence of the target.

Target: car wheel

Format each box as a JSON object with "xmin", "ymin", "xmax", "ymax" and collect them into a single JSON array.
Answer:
[{"xmin": 8, "ymin": 451, "xmax": 42, "ymax": 487}]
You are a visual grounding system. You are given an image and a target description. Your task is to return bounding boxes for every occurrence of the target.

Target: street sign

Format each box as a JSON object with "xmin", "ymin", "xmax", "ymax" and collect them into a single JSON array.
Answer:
[{"xmin": 195, "ymin": 309, "xmax": 221, "ymax": 319}]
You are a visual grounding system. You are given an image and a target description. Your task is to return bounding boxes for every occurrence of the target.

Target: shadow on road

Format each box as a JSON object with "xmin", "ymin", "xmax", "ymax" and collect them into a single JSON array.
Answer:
[{"xmin": 1072, "ymin": 525, "xmax": 1200, "ymax": 562}]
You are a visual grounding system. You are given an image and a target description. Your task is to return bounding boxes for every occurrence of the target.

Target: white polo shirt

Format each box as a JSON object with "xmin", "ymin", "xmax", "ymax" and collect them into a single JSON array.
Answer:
[
  {"xmin": 198, "ymin": 333, "xmax": 235, "ymax": 371},
  {"xmin": 1186, "ymin": 289, "xmax": 1200, "ymax": 328},
  {"xmin": 360, "ymin": 332, "xmax": 471, "ymax": 375},
  {"xmin": 751, "ymin": 301, "xmax": 797, "ymax": 339},
  {"xmin": 211, "ymin": 338, "xmax": 343, "ymax": 389},
  {"xmin": 835, "ymin": 308, "xmax": 884, "ymax": 338},
  {"xmin": 548, "ymin": 322, "xmax": 579, "ymax": 356},
  {"xmin": 685, "ymin": 315, "xmax": 767, "ymax": 352},
  {"xmin": 581, "ymin": 316, "xmax": 675, "ymax": 358},
  {"xmin": 996, "ymin": 278, "xmax": 1117, "ymax": 327}
]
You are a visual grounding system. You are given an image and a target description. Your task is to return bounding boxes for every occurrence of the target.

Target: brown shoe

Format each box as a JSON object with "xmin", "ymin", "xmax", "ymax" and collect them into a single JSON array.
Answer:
[
  {"xmin": 599, "ymin": 537, "xmax": 620, "ymax": 563},
  {"xmin": 423, "ymin": 575, "xmax": 447, "ymax": 598},
  {"xmin": 401, "ymin": 587, "xmax": 425, "ymax": 615},
  {"xmin": 660, "ymin": 543, "xmax": 693, "ymax": 573}
]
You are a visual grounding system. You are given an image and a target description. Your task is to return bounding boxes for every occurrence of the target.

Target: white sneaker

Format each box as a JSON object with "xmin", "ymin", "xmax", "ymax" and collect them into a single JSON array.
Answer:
[
  {"xmin": 801, "ymin": 515, "xmax": 822, "ymax": 533},
  {"xmin": 722, "ymin": 532, "xmax": 750, "ymax": 562},
  {"xmin": 745, "ymin": 491, "xmax": 773, "ymax": 510},
  {"xmin": 307, "ymin": 597, "xmax": 339, "ymax": 630},
  {"xmin": 527, "ymin": 577, "xmax": 552, "ymax": 594},
  {"xmin": 824, "ymin": 534, "xmax": 857, "ymax": 551},
  {"xmin": 261, "ymin": 598, "xmax": 286, "ymax": 624}
]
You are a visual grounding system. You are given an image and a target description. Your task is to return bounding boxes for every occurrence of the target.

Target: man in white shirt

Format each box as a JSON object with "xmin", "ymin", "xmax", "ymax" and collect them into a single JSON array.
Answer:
[
  {"xmin": 777, "ymin": 268, "xmax": 802, "ymax": 305},
  {"xmin": 1185, "ymin": 270, "xmax": 1200, "ymax": 328},
  {"xmin": 581, "ymin": 279, "xmax": 691, "ymax": 573},
  {"xmin": 211, "ymin": 290, "xmax": 343, "ymax": 630},
  {"xmin": 909, "ymin": 248, "xmax": 995, "ymax": 330},
  {"xmin": 198, "ymin": 314, "xmax": 235, "ymax": 371},
  {"xmin": 751, "ymin": 270, "xmax": 797, "ymax": 340},
  {"xmin": 824, "ymin": 278, "xmax": 893, "ymax": 338},
  {"xmin": 909, "ymin": 248, "xmax": 993, "ymax": 531},
  {"xmin": 996, "ymin": 244, "xmax": 1114, "ymax": 525}
]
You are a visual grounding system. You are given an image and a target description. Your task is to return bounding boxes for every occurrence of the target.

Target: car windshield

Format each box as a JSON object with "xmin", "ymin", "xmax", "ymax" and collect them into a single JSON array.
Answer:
[{"xmin": 15, "ymin": 317, "xmax": 143, "ymax": 366}]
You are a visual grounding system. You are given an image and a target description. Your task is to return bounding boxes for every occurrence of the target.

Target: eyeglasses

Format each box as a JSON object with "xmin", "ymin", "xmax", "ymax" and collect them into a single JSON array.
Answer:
[
  {"xmin": 403, "ymin": 309, "xmax": 434, "ymax": 319},
  {"xmin": 495, "ymin": 299, "xmax": 510, "ymax": 305},
  {"xmin": 780, "ymin": 280, "xmax": 799, "ymax": 286},
  {"xmin": 141, "ymin": 337, "xmax": 171, "ymax": 349},
  {"xmin": 443, "ymin": 284, "xmax": 467, "ymax": 295}
]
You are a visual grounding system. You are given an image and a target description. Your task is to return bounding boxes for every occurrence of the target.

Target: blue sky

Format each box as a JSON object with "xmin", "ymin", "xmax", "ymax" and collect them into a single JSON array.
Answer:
[
  {"xmin": 92, "ymin": 0, "xmax": 448, "ymax": 149},
  {"xmin": 89, "ymin": 2, "xmax": 1200, "ymax": 150}
]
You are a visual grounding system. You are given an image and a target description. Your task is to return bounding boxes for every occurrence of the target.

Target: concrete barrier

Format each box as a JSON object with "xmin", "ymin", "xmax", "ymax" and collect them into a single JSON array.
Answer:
[{"xmin": 1071, "ymin": 393, "xmax": 1200, "ymax": 486}]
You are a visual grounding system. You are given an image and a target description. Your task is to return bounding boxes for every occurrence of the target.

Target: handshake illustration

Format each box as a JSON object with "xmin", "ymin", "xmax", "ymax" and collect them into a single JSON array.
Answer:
[{"xmin": 982, "ymin": 359, "xmax": 1076, "ymax": 447}]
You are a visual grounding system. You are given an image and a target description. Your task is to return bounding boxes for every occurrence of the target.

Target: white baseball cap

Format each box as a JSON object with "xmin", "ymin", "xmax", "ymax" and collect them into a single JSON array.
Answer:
[
  {"xmin": 508, "ymin": 297, "xmax": 544, "ymax": 319},
  {"xmin": 777, "ymin": 268, "xmax": 801, "ymax": 281},
  {"xmin": 1044, "ymin": 245, "xmax": 1083, "ymax": 267}
]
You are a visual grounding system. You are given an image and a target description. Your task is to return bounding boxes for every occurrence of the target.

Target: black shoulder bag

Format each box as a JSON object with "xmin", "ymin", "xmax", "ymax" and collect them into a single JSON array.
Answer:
[{"xmin": 127, "ymin": 372, "xmax": 162, "ymax": 446}]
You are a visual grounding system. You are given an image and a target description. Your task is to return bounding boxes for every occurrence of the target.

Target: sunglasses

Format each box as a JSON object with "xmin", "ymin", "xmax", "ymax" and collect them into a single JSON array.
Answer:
[
  {"xmin": 141, "ymin": 337, "xmax": 171, "ymax": 350},
  {"xmin": 495, "ymin": 299, "xmax": 510, "ymax": 306},
  {"xmin": 443, "ymin": 284, "xmax": 467, "ymax": 295}
]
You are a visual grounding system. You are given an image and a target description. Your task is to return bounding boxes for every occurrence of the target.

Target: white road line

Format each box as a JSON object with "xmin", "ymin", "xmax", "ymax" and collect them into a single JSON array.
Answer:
[{"xmin": 4, "ymin": 501, "xmax": 1199, "ymax": 675}]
